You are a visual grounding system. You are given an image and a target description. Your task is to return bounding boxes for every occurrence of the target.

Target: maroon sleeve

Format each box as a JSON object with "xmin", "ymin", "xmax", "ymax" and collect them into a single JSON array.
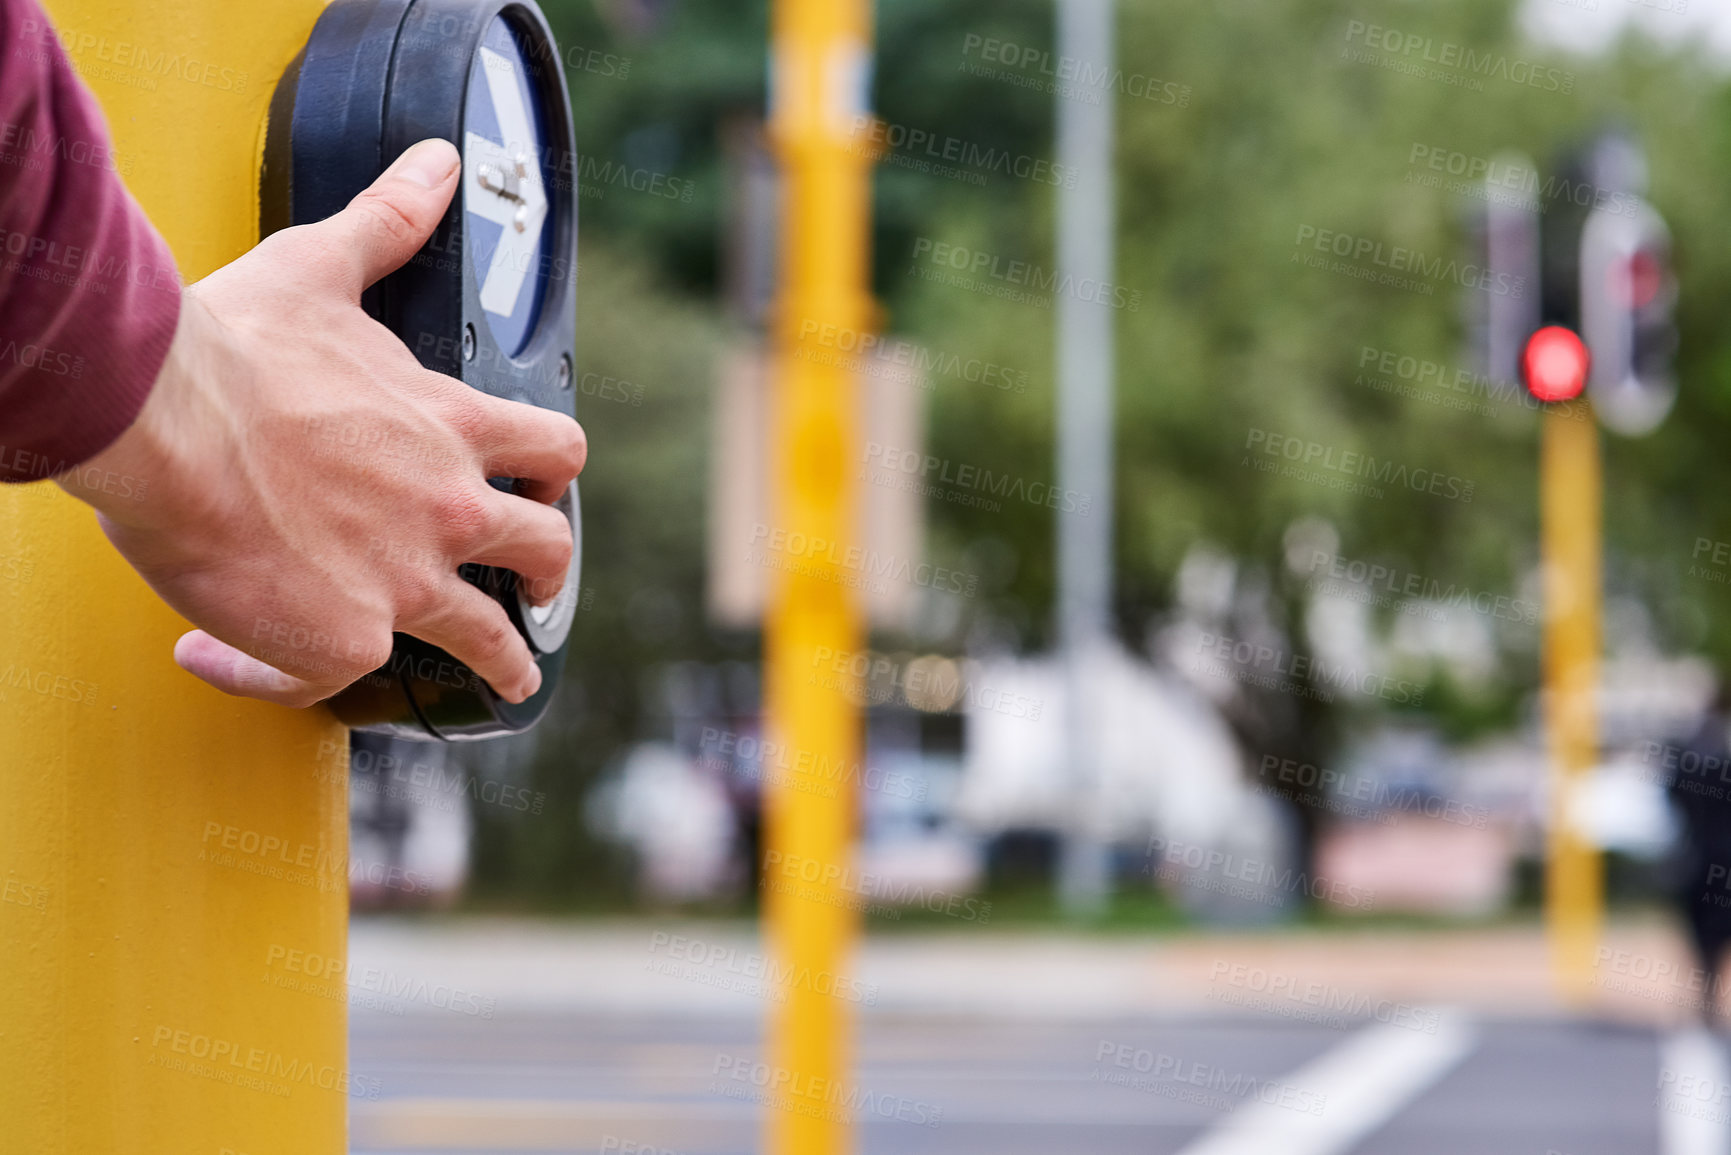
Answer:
[{"xmin": 0, "ymin": 0, "xmax": 180, "ymax": 482}]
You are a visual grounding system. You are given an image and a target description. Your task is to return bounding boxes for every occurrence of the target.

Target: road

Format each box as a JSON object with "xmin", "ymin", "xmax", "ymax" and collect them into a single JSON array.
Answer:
[
  {"xmin": 348, "ymin": 1009, "xmax": 1713, "ymax": 1154},
  {"xmin": 342, "ymin": 919, "xmax": 1726, "ymax": 1154}
]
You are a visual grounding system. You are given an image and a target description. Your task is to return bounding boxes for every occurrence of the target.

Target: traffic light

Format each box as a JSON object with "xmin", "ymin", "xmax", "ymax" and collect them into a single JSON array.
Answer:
[
  {"xmin": 1481, "ymin": 131, "xmax": 1675, "ymax": 429},
  {"xmin": 1522, "ymin": 326, "xmax": 1590, "ymax": 404},
  {"xmin": 1580, "ymin": 200, "xmax": 1677, "ymax": 436},
  {"xmin": 1464, "ymin": 130, "xmax": 1676, "ymax": 999}
]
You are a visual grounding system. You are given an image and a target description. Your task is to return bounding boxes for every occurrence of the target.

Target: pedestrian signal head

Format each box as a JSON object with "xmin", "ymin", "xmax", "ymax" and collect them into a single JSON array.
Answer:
[
  {"xmin": 264, "ymin": 0, "xmax": 581, "ymax": 740},
  {"xmin": 1581, "ymin": 199, "xmax": 1677, "ymax": 437}
]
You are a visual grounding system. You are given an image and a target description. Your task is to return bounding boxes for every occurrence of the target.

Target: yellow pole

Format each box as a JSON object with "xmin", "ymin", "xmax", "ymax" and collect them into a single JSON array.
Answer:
[
  {"xmin": 764, "ymin": 0, "xmax": 873, "ymax": 1152},
  {"xmin": 1541, "ymin": 401, "xmax": 1602, "ymax": 1002},
  {"xmin": 0, "ymin": 2, "xmax": 349, "ymax": 1152}
]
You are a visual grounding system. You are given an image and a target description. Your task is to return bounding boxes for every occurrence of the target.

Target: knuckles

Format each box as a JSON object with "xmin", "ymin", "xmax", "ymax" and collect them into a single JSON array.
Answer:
[
  {"xmin": 560, "ymin": 419, "xmax": 588, "ymax": 478},
  {"xmin": 350, "ymin": 633, "xmax": 397, "ymax": 675},
  {"xmin": 391, "ymin": 568, "xmax": 447, "ymax": 624},
  {"xmin": 544, "ymin": 530, "xmax": 575, "ymax": 577},
  {"xmin": 531, "ymin": 509, "xmax": 575, "ymax": 579},
  {"xmin": 439, "ymin": 392, "xmax": 494, "ymax": 448},
  {"xmin": 467, "ymin": 614, "xmax": 515, "ymax": 664},
  {"xmin": 525, "ymin": 412, "xmax": 586, "ymax": 481},
  {"xmin": 432, "ymin": 486, "xmax": 499, "ymax": 551}
]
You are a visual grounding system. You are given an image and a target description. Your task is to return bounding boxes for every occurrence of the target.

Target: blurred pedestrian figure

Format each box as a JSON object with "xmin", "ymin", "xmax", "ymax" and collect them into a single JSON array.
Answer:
[{"xmin": 1667, "ymin": 686, "xmax": 1731, "ymax": 1027}]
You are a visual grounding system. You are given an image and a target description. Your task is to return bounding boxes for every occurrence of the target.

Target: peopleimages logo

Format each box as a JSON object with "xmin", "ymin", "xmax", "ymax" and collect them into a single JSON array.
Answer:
[
  {"xmin": 696, "ymin": 724, "xmax": 930, "ymax": 801},
  {"xmin": 0, "ymin": 223, "xmax": 181, "ymax": 292},
  {"xmin": 711, "ymin": 1053, "xmax": 944, "ymax": 1127},
  {"xmin": 0, "ymin": 120, "xmax": 131, "ymax": 177},
  {"xmin": 648, "ymin": 932, "xmax": 880, "ymax": 1007},
  {"xmin": 1355, "ymin": 344, "xmax": 1576, "ymax": 418},
  {"xmin": 1342, "ymin": 20, "xmax": 1574, "ymax": 95},
  {"xmin": 795, "ymin": 319, "xmax": 1028, "ymax": 393},
  {"xmin": 959, "ymin": 34, "xmax": 1191, "ymax": 108},
  {"xmin": 148, "ymin": 1025, "xmax": 380, "ymax": 1100},
  {"xmin": 1258, "ymin": 754, "xmax": 1489, "ymax": 829},
  {"xmin": 911, "ymin": 237, "xmax": 1142, "ymax": 311},
  {"xmin": 1094, "ymin": 1040, "xmax": 1327, "ymax": 1115},
  {"xmin": 1208, "ymin": 961, "xmax": 1442, "ymax": 1035},
  {"xmin": 1245, "ymin": 428, "xmax": 1476, "ymax": 503},
  {"xmin": 30, "ymin": 20, "xmax": 252, "ymax": 93},
  {"xmin": 863, "ymin": 441, "xmax": 1092, "ymax": 515},
  {"xmin": 1194, "ymin": 629, "xmax": 1426, "ymax": 708},
  {"xmin": 1306, "ymin": 546, "xmax": 1537, "ymax": 626},
  {"xmin": 1406, "ymin": 144, "xmax": 1639, "ymax": 219},
  {"xmin": 747, "ymin": 523, "xmax": 979, "ymax": 597},
  {"xmin": 763, "ymin": 850, "xmax": 993, "ymax": 922},
  {"xmin": 849, "ymin": 116, "xmax": 1077, "ymax": 189},
  {"xmin": 1294, "ymin": 225, "xmax": 1525, "ymax": 298},
  {"xmin": 1146, "ymin": 833, "xmax": 1377, "ymax": 910}
]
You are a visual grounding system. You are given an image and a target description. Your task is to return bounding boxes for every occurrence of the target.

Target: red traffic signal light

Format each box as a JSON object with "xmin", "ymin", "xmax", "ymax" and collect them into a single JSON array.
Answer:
[
  {"xmin": 1522, "ymin": 326, "xmax": 1591, "ymax": 403},
  {"xmin": 1621, "ymin": 248, "xmax": 1664, "ymax": 309}
]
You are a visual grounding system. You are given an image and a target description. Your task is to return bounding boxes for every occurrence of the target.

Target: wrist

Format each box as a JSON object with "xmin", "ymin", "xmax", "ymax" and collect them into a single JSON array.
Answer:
[{"xmin": 55, "ymin": 294, "xmax": 222, "ymax": 524}]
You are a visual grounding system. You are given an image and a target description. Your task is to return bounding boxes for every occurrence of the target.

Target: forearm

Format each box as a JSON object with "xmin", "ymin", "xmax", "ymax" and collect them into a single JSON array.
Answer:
[{"xmin": 0, "ymin": 0, "xmax": 179, "ymax": 481}]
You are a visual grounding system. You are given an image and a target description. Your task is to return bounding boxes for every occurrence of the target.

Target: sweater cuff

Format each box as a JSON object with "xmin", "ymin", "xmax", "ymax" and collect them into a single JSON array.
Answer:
[{"xmin": 0, "ymin": 0, "xmax": 182, "ymax": 482}]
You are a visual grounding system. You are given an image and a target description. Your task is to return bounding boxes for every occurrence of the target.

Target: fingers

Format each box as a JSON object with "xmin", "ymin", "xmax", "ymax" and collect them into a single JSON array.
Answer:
[
  {"xmin": 402, "ymin": 578, "xmax": 543, "ymax": 703},
  {"xmin": 465, "ymin": 391, "xmax": 587, "ymax": 504},
  {"xmin": 296, "ymin": 139, "xmax": 461, "ymax": 298},
  {"xmin": 467, "ymin": 492, "xmax": 574, "ymax": 605},
  {"xmin": 174, "ymin": 630, "xmax": 334, "ymax": 709}
]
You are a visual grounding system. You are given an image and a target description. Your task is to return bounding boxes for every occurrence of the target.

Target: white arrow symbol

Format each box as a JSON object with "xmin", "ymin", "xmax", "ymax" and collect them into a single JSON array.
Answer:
[{"xmin": 465, "ymin": 46, "xmax": 548, "ymax": 320}]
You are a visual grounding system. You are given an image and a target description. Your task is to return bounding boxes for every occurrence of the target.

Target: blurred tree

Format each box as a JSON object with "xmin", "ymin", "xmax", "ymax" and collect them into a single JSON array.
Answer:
[{"xmin": 472, "ymin": 0, "xmax": 1731, "ymax": 907}]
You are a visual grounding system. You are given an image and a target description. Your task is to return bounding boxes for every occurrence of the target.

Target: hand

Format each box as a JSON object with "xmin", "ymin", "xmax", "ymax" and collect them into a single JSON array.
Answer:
[{"xmin": 56, "ymin": 139, "xmax": 586, "ymax": 708}]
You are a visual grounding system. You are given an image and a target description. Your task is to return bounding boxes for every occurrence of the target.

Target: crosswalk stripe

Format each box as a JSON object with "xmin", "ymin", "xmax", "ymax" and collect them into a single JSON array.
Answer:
[
  {"xmin": 1172, "ymin": 1009, "xmax": 1475, "ymax": 1155},
  {"xmin": 1660, "ymin": 1028, "xmax": 1731, "ymax": 1155}
]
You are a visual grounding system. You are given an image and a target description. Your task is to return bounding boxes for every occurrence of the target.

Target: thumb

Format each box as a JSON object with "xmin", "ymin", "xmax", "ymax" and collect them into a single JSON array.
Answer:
[{"xmin": 302, "ymin": 138, "xmax": 460, "ymax": 297}]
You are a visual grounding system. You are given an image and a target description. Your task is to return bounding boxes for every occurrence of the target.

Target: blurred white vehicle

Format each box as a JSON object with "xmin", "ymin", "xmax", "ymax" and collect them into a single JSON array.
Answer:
[{"xmin": 956, "ymin": 643, "xmax": 1296, "ymax": 918}]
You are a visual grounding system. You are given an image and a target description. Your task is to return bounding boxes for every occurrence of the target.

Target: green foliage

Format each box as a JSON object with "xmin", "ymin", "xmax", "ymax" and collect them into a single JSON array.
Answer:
[
  {"xmin": 473, "ymin": 0, "xmax": 1731, "ymax": 903},
  {"xmin": 894, "ymin": 0, "xmax": 1731, "ymax": 704},
  {"xmin": 545, "ymin": 0, "xmax": 768, "ymax": 291}
]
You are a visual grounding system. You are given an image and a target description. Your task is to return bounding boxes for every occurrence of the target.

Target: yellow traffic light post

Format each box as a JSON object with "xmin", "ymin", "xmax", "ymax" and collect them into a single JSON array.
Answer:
[
  {"xmin": 0, "ymin": 1, "xmax": 349, "ymax": 1151},
  {"xmin": 1524, "ymin": 140, "xmax": 1672, "ymax": 1002},
  {"xmin": 1541, "ymin": 402, "xmax": 1603, "ymax": 1002},
  {"xmin": 1515, "ymin": 133, "xmax": 1673, "ymax": 1005},
  {"xmin": 763, "ymin": 0, "xmax": 874, "ymax": 1152},
  {"xmin": 1525, "ymin": 328, "xmax": 1602, "ymax": 1002}
]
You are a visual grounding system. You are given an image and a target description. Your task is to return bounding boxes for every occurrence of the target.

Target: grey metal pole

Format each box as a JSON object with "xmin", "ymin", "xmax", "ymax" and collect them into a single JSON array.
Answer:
[{"xmin": 1054, "ymin": 0, "xmax": 1115, "ymax": 916}]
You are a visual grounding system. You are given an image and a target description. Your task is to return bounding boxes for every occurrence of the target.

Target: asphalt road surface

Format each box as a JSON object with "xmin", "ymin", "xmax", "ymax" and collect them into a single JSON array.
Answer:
[{"xmin": 347, "ymin": 1008, "xmax": 1705, "ymax": 1155}]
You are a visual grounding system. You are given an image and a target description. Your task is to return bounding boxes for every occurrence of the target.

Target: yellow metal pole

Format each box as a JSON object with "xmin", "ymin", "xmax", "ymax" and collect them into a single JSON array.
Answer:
[
  {"xmin": 1541, "ymin": 401, "xmax": 1603, "ymax": 1002},
  {"xmin": 764, "ymin": 0, "xmax": 873, "ymax": 1152},
  {"xmin": 0, "ymin": 2, "xmax": 349, "ymax": 1152}
]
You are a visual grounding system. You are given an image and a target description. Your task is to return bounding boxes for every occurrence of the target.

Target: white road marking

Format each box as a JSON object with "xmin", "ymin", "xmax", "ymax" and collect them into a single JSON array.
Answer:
[
  {"xmin": 1173, "ymin": 1010, "xmax": 1476, "ymax": 1155},
  {"xmin": 1660, "ymin": 1028, "xmax": 1731, "ymax": 1155}
]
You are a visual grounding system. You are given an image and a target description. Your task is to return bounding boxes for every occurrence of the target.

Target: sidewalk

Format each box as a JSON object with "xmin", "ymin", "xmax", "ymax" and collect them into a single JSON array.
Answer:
[{"xmin": 348, "ymin": 914, "xmax": 1704, "ymax": 1025}]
